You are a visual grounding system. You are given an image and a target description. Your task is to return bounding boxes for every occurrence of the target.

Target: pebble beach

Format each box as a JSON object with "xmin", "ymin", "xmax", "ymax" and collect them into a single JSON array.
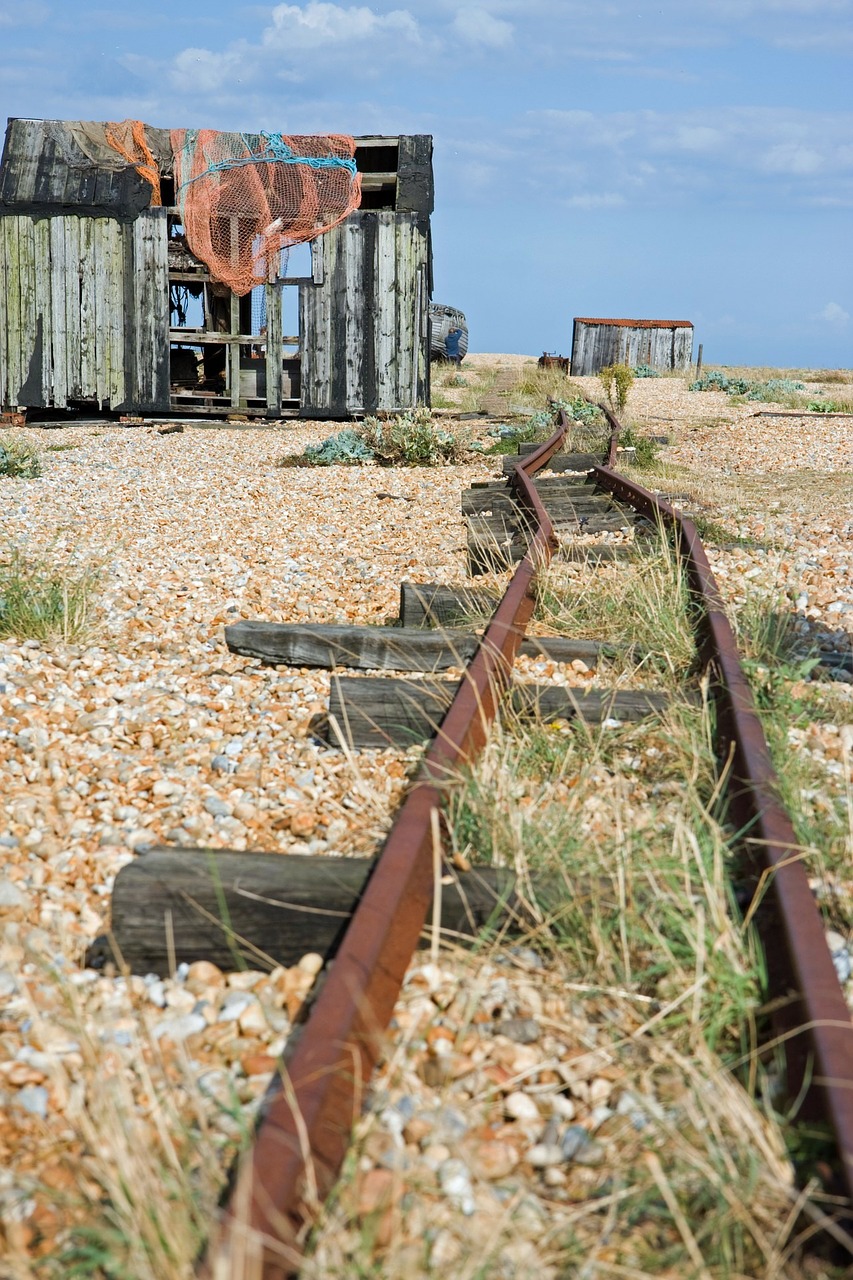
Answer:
[{"xmin": 1, "ymin": 363, "xmax": 851, "ymax": 1274}]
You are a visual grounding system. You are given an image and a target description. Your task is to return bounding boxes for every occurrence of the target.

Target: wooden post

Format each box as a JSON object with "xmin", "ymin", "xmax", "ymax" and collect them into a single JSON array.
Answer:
[
  {"xmin": 229, "ymin": 218, "xmax": 241, "ymax": 409},
  {"xmin": 695, "ymin": 343, "xmax": 703, "ymax": 381}
]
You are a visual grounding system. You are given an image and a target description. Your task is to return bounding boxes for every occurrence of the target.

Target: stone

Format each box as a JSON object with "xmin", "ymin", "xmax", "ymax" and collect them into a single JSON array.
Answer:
[
  {"xmin": 465, "ymin": 1138, "xmax": 520, "ymax": 1181},
  {"xmin": 203, "ymin": 796, "xmax": 232, "ymax": 818},
  {"xmin": 14, "ymin": 1086, "xmax": 49, "ymax": 1118},
  {"xmin": 438, "ymin": 1158, "xmax": 475, "ymax": 1214},
  {"xmin": 527, "ymin": 1143, "xmax": 563, "ymax": 1168},
  {"xmin": 494, "ymin": 1017, "xmax": 541, "ymax": 1044},
  {"xmin": 560, "ymin": 1126, "xmax": 591, "ymax": 1161},
  {"xmin": 504, "ymin": 1091, "xmax": 540, "ymax": 1123},
  {"xmin": 152, "ymin": 1013, "xmax": 207, "ymax": 1042},
  {"xmin": 0, "ymin": 878, "xmax": 27, "ymax": 909}
]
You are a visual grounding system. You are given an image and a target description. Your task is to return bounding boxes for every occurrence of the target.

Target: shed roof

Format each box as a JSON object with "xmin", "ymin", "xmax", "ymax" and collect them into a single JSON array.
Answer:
[
  {"xmin": 573, "ymin": 317, "xmax": 693, "ymax": 329},
  {"xmin": 0, "ymin": 118, "xmax": 172, "ymax": 218}
]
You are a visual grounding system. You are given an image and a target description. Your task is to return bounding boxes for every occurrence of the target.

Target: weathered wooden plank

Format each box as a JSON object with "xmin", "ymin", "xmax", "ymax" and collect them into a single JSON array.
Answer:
[
  {"xmin": 92, "ymin": 220, "xmax": 110, "ymax": 408},
  {"xmin": 374, "ymin": 214, "xmax": 397, "ymax": 409},
  {"xmin": 468, "ymin": 536, "xmax": 631, "ymax": 574},
  {"xmin": 18, "ymin": 216, "xmax": 44, "ymax": 404},
  {"xmin": 463, "ymin": 488, "xmax": 614, "ymax": 517},
  {"xmin": 395, "ymin": 217, "xmax": 414, "ymax": 409},
  {"xmin": 325, "ymin": 676, "xmax": 670, "ymax": 749},
  {"xmin": 79, "ymin": 217, "xmax": 97, "ymax": 398},
  {"xmin": 32, "ymin": 217, "xmax": 53, "ymax": 404},
  {"xmin": 344, "ymin": 215, "xmax": 365, "ymax": 412},
  {"xmin": 471, "ymin": 476, "xmax": 598, "ymax": 493},
  {"xmin": 501, "ymin": 452, "xmax": 601, "ymax": 476},
  {"xmin": 105, "ymin": 219, "xmax": 126, "ymax": 407},
  {"xmin": 395, "ymin": 135, "xmax": 434, "ymax": 216},
  {"xmin": 66, "ymin": 218, "xmax": 84, "ymax": 399},
  {"xmin": 85, "ymin": 849, "xmax": 534, "ymax": 975},
  {"xmin": 225, "ymin": 621, "xmax": 617, "ymax": 671},
  {"xmin": 47, "ymin": 218, "xmax": 67, "ymax": 406},
  {"xmin": 0, "ymin": 218, "xmax": 11, "ymax": 405},
  {"xmin": 264, "ymin": 281, "xmax": 283, "ymax": 415},
  {"xmin": 399, "ymin": 581, "xmax": 498, "ymax": 628},
  {"xmin": 132, "ymin": 210, "xmax": 170, "ymax": 409},
  {"xmin": 470, "ymin": 511, "xmax": 630, "ymax": 538}
]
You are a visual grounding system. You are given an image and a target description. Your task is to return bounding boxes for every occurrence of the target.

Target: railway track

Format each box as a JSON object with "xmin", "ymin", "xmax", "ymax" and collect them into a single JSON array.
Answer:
[{"xmin": 97, "ymin": 406, "xmax": 853, "ymax": 1276}]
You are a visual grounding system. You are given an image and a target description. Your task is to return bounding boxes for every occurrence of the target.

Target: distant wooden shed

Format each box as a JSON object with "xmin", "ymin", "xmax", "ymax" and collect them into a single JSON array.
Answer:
[
  {"xmin": 0, "ymin": 118, "xmax": 433, "ymax": 418},
  {"xmin": 571, "ymin": 317, "xmax": 693, "ymax": 376}
]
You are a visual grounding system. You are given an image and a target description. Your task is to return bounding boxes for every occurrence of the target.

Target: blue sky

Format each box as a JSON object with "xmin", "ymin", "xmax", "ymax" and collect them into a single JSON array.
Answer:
[{"xmin": 1, "ymin": 0, "xmax": 851, "ymax": 366}]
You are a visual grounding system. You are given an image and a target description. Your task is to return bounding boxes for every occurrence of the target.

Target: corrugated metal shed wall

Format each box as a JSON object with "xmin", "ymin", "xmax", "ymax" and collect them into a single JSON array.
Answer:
[
  {"xmin": 571, "ymin": 319, "xmax": 693, "ymax": 376},
  {"xmin": 301, "ymin": 210, "xmax": 430, "ymax": 416},
  {"xmin": 0, "ymin": 210, "xmax": 169, "ymax": 410}
]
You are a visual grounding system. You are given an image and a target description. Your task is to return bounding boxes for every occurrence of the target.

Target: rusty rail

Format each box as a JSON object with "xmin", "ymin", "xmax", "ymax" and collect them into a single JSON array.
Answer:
[
  {"xmin": 200, "ymin": 427, "xmax": 569, "ymax": 1278},
  {"xmin": 202, "ymin": 411, "xmax": 853, "ymax": 1274},
  {"xmin": 586, "ymin": 430, "xmax": 853, "ymax": 1208}
]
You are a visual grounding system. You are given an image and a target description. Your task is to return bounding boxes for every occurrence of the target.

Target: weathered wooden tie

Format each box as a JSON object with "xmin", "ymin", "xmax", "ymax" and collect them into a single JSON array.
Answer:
[
  {"xmin": 501, "ymin": 450, "xmax": 602, "ymax": 475},
  {"xmin": 88, "ymin": 850, "xmax": 536, "ymax": 975},
  {"xmin": 225, "ymin": 621, "xmax": 614, "ymax": 671},
  {"xmin": 324, "ymin": 676, "xmax": 670, "ymax": 749},
  {"xmin": 398, "ymin": 581, "xmax": 497, "ymax": 628}
]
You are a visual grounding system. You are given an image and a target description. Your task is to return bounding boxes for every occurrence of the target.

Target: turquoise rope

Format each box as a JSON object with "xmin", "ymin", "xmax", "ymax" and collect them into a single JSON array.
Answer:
[{"xmin": 178, "ymin": 131, "xmax": 357, "ymax": 191}]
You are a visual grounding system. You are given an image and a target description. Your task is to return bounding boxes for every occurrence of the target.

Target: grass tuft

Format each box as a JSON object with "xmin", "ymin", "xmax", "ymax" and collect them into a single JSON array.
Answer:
[
  {"xmin": 535, "ymin": 531, "xmax": 697, "ymax": 684},
  {"xmin": 0, "ymin": 437, "xmax": 42, "ymax": 478},
  {"xmin": 0, "ymin": 546, "xmax": 101, "ymax": 643}
]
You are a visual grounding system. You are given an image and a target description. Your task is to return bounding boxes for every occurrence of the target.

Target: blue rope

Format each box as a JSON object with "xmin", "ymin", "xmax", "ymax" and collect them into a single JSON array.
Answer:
[{"xmin": 178, "ymin": 131, "xmax": 358, "ymax": 191}]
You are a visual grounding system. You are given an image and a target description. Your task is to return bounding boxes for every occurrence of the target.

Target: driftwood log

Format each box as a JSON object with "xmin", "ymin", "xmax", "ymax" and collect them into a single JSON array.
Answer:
[{"xmin": 85, "ymin": 849, "xmax": 540, "ymax": 975}]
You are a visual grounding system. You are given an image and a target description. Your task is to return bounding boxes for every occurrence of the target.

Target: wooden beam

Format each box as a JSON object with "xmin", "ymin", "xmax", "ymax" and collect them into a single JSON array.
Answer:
[
  {"xmin": 85, "ymin": 849, "xmax": 536, "ymax": 975},
  {"xmin": 501, "ymin": 452, "xmax": 601, "ymax": 476},
  {"xmin": 324, "ymin": 676, "xmax": 671, "ymax": 749},
  {"xmin": 468, "ymin": 537, "xmax": 632, "ymax": 574},
  {"xmin": 398, "ymin": 581, "xmax": 497, "ymax": 627},
  {"xmin": 225, "ymin": 621, "xmax": 617, "ymax": 671}
]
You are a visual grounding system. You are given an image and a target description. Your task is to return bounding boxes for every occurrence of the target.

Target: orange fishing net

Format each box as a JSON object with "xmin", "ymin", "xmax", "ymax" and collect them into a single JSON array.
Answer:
[
  {"xmin": 170, "ymin": 129, "xmax": 362, "ymax": 296},
  {"xmin": 105, "ymin": 119, "xmax": 162, "ymax": 205}
]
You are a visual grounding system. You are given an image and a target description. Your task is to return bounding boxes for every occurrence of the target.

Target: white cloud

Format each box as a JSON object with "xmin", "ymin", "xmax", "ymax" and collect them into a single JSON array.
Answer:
[
  {"xmin": 262, "ymin": 2, "xmax": 421, "ymax": 51},
  {"xmin": 451, "ymin": 8, "xmax": 514, "ymax": 47},
  {"xmin": 817, "ymin": 302, "xmax": 850, "ymax": 325},
  {"xmin": 0, "ymin": 2, "xmax": 49, "ymax": 25},
  {"xmin": 761, "ymin": 143, "xmax": 823, "ymax": 174},
  {"xmin": 168, "ymin": 2, "xmax": 425, "ymax": 94},
  {"xmin": 565, "ymin": 192, "xmax": 625, "ymax": 209}
]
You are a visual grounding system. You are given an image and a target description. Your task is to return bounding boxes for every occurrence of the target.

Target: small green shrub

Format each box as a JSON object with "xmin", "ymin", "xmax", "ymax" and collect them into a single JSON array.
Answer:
[
  {"xmin": 283, "ymin": 411, "xmax": 470, "ymax": 468},
  {"xmin": 691, "ymin": 371, "xmax": 807, "ymax": 403},
  {"xmin": 299, "ymin": 429, "xmax": 374, "ymax": 467},
  {"xmin": 552, "ymin": 396, "xmax": 603, "ymax": 426},
  {"xmin": 632, "ymin": 363, "xmax": 660, "ymax": 378},
  {"xmin": 598, "ymin": 363, "xmax": 634, "ymax": 413},
  {"xmin": 617, "ymin": 424, "xmax": 660, "ymax": 469},
  {"xmin": 807, "ymin": 397, "xmax": 853, "ymax": 413},
  {"xmin": 0, "ymin": 546, "xmax": 100, "ymax": 642},
  {"xmin": 359, "ymin": 409, "xmax": 468, "ymax": 466},
  {"xmin": 0, "ymin": 437, "xmax": 42, "ymax": 478}
]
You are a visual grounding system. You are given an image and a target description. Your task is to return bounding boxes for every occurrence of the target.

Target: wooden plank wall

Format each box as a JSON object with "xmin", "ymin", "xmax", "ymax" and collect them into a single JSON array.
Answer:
[
  {"xmin": 0, "ymin": 211, "xmax": 169, "ymax": 411},
  {"xmin": 300, "ymin": 210, "xmax": 430, "ymax": 417},
  {"xmin": 570, "ymin": 322, "xmax": 694, "ymax": 376}
]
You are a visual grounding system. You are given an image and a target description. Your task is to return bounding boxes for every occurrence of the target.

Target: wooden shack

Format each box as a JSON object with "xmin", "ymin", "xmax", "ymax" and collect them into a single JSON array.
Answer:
[
  {"xmin": 0, "ymin": 118, "xmax": 433, "ymax": 418},
  {"xmin": 570, "ymin": 317, "xmax": 693, "ymax": 376}
]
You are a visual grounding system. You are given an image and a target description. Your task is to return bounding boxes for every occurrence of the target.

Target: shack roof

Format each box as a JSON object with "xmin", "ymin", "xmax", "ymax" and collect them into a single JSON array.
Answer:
[
  {"xmin": 573, "ymin": 317, "xmax": 694, "ymax": 329},
  {"xmin": 0, "ymin": 118, "xmax": 171, "ymax": 218},
  {"xmin": 0, "ymin": 118, "xmax": 433, "ymax": 219}
]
